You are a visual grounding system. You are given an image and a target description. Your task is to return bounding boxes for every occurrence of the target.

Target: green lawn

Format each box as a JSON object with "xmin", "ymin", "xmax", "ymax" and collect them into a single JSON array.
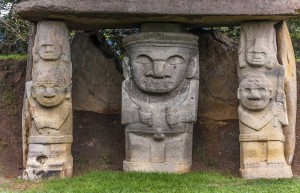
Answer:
[
  {"xmin": 0, "ymin": 54, "xmax": 27, "ymax": 61},
  {"xmin": 1, "ymin": 171, "xmax": 300, "ymax": 193}
]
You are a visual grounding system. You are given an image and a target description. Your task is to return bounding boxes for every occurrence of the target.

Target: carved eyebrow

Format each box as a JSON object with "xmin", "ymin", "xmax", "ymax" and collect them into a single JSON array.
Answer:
[{"xmin": 135, "ymin": 55, "xmax": 152, "ymax": 62}]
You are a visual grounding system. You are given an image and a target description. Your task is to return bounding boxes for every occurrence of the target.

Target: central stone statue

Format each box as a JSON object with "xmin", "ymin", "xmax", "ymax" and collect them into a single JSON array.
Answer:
[{"xmin": 121, "ymin": 25, "xmax": 199, "ymax": 173}]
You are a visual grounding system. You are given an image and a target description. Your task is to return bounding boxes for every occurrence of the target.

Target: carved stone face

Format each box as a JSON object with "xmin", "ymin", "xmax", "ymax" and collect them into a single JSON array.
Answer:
[
  {"xmin": 32, "ymin": 81, "xmax": 69, "ymax": 107},
  {"xmin": 37, "ymin": 40, "xmax": 62, "ymax": 61},
  {"xmin": 238, "ymin": 76, "xmax": 272, "ymax": 110},
  {"xmin": 128, "ymin": 46, "xmax": 194, "ymax": 93},
  {"xmin": 246, "ymin": 46, "xmax": 269, "ymax": 66},
  {"xmin": 244, "ymin": 34, "xmax": 274, "ymax": 68}
]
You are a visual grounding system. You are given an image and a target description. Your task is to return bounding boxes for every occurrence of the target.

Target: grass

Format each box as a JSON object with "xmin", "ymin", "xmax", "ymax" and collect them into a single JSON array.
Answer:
[
  {"xmin": 1, "ymin": 171, "xmax": 300, "ymax": 193},
  {"xmin": 0, "ymin": 54, "xmax": 27, "ymax": 61}
]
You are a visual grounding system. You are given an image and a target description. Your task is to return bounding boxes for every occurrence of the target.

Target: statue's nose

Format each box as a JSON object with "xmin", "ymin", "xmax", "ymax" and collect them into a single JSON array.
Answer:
[
  {"xmin": 45, "ymin": 46, "xmax": 54, "ymax": 53},
  {"xmin": 152, "ymin": 61, "xmax": 165, "ymax": 78},
  {"xmin": 253, "ymin": 52, "xmax": 262, "ymax": 59},
  {"xmin": 44, "ymin": 87, "xmax": 56, "ymax": 98},
  {"xmin": 249, "ymin": 89, "xmax": 261, "ymax": 99}
]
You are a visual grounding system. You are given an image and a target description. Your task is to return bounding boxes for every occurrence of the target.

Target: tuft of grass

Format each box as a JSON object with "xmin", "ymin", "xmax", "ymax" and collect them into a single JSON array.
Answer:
[
  {"xmin": 0, "ymin": 54, "xmax": 27, "ymax": 61},
  {"xmin": 0, "ymin": 171, "xmax": 297, "ymax": 193}
]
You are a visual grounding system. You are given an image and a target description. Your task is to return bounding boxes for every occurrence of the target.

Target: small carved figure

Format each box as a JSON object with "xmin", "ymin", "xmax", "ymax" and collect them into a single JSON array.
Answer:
[
  {"xmin": 23, "ymin": 21, "xmax": 73, "ymax": 180},
  {"xmin": 29, "ymin": 78, "xmax": 72, "ymax": 136},
  {"xmin": 122, "ymin": 30, "xmax": 199, "ymax": 173},
  {"xmin": 238, "ymin": 74, "xmax": 292, "ymax": 179},
  {"xmin": 238, "ymin": 22, "xmax": 296, "ymax": 179}
]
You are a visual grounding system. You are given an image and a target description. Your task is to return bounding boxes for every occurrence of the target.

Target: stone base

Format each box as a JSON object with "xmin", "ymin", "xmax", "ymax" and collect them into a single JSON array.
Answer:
[
  {"xmin": 23, "ymin": 167, "xmax": 73, "ymax": 180},
  {"xmin": 240, "ymin": 165, "xmax": 293, "ymax": 179},
  {"xmin": 123, "ymin": 160, "xmax": 191, "ymax": 173}
]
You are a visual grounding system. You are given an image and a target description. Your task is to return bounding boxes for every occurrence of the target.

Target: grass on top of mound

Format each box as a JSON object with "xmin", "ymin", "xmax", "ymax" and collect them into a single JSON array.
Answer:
[
  {"xmin": 2, "ymin": 171, "xmax": 300, "ymax": 193},
  {"xmin": 0, "ymin": 54, "xmax": 27, "ymax": 61}
]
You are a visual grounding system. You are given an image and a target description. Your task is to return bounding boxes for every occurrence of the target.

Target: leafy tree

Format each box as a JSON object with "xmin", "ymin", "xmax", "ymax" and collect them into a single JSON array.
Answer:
[
  {"xmin": 288, "ymin": 19, "xmax": 300, "ymax": 59},
  {"xmin": 0, "ymin": 0, "xmax": 29, "ymax": 54}
]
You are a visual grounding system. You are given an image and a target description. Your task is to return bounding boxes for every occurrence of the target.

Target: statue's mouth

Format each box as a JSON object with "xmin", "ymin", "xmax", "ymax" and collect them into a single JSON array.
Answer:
[
  {"xmin": 141, "ymin": 79, "xmax": 173, "ymax": 90},
  {"xmin": 248, "ymin": 98, "xmax": 261, "ymax": 101},
  {"xmin": 41, "ymin": 53, "xmax": 59, "ymax": 60},
  {"xmin": 249, "ymin": 59, "xmax": 265, "ymax": 65}
]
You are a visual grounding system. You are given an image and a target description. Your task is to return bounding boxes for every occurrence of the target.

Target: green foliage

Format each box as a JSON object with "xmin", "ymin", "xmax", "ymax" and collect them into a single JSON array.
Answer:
[
  {"xmin": 0, "ymin": 0, "xmax": 29, "ymax": 54},
  {"xmin": 288, "ymin": 19, "xmax": 300, "ymax": 59},
  {"xmin": 100, "ymin": 28, "xmax": 139, "ymax": 59},
  {"xmin": 213, "ymin": 26, "xmax": 240, "ymax": 41},
  {"xmin": 2, "ymin": 171, "xmax": 300, "ymax": 193},
  {"xmin": 0, "ymin": 54, "xmax": 27, "ymax": 60}
]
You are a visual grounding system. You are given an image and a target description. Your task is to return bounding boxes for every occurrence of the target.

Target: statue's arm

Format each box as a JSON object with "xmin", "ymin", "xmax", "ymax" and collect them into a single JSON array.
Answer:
[
  {"xmin": 121, "ymin": 81, "xmax": 140, "ymax": 125},
  {"xmin": 166, "ymin": 80, "xmax": 198, "ymax": 125}
]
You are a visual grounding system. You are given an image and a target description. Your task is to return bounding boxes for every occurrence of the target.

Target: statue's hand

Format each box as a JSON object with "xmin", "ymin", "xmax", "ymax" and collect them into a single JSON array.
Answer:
[
  {"xmin": 138, "ymin": 108, "xmax": 153, "ymax": 126},
  {"xmin": 166, "ymin": 107, "xmax": 180, "ymax": 125},
  {"xmin": 272, "ymin": 103, "xmax": 283, "ymax": 116},
  {"xmin": 276, "ymin": 90, "xmax": 286, "ymax": 103}
]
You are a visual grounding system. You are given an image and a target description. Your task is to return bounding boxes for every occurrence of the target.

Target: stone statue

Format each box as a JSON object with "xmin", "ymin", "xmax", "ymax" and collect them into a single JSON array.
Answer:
[
  {"xmin": 23, "ymin": 21, "xmax": 73, "ymax": 180},
  {"xmin": 121, "ymin": 26, "xmax": 199, "ymax": 173},
  {"xmin": 238, "ymin": 21, "xmax": 295, "ymax": 179},
  {"xmin": 239, "ymin": 22, "xmax": 278, "ymax": 70}
]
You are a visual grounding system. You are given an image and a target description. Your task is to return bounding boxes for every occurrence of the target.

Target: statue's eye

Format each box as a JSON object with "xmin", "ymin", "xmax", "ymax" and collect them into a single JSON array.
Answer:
[
  {"xmin": 258, "ymin": 88, "xmax": 266, "ymax": 93},
  {"xmin": 245, "ymin": 88, "xmax": 251, "ymax": 93},
  {"xmin": 37, "ymin": 85, "xmax": 46, "ymax": 90},
  {"xmin": 135, "ymin": 55, "xmax": 152, "ymax": 65},
  {"xmin": 167, "ymin": 56, "xmax": 184, "ymax": 65},
  {"xmin": 53, "ymin": 85, "xmax": 62, "ymax": 90}
]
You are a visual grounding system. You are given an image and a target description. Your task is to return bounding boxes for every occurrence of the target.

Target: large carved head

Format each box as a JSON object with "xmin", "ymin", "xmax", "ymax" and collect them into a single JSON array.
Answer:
[
  {"xmin": 238, "ymin": 75, "xmax": 272, "ymax": 110},
  {"xmin": 33, "ymin": 21, "xmax": 70, "ymax": 63},
  {"xmin": 239, "ymin": 22, "xmax": 278, "ymax": 69},
  {"xmin": 246, "ymin": 38, "xmax": 271, "ymax": 67},
  {"xmin": 122, "ymin": 32, "xmax": 198, "ymax": 93},
  {"xmin": 36, "ymin": 37, "xmax": 63, "ymax": 61},
  {"xmin": 32, "ymin": 77, "xmax": 71, "ymax": 107}
]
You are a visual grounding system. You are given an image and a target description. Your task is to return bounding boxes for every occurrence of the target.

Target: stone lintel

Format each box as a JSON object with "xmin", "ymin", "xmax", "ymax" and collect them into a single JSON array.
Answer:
[{"xmin": 14, "ymin": 0, "xmax": 300, "ymax": 29}]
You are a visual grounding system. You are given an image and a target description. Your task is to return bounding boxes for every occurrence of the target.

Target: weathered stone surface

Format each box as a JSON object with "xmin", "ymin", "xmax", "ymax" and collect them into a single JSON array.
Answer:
[
  {"xmin": 275, "ymin": 21, "xmax": 297, "ymax": 166},
  {"xmin": 71, "ymin": 32, "xmax": 123, "ymax": 114},
  {"xmin": 198, "ymin": 31, "xmax": 239, "ymax": 120},
  {"xmin": 237, "ymin": 22, "xmax": 295, "ymax": 179},
  {"xmin": 23, "ymin": 21, "xmax": 73, "ymax": 180},
  {"xmin": 121, "ymin": 24, "xmax": 199, "ymax": 173},
  {"xmin": 14, "ymin": 0, "xmax": 300, "ymax": 29}
]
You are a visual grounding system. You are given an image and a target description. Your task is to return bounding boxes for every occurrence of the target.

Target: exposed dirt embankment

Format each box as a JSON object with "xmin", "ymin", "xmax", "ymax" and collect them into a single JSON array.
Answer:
[{"xmin": 0, "ymin": 60, "xmax": 26, "ymax": 178}]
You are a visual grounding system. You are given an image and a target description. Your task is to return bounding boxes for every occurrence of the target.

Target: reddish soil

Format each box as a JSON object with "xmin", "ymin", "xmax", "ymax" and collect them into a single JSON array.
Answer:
[
  {"xmin": 0, "ymin": 60, "xmax": 26, "ymax": 178},
  {"xmin": 0, "ymin": 60, "xmax": 299, "ymax": 179}
]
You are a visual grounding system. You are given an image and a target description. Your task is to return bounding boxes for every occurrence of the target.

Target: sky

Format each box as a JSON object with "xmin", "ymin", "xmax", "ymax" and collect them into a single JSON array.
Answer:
[{"xmin": 0, "ymin": 3, "xmax": 12, "ymax": 17}]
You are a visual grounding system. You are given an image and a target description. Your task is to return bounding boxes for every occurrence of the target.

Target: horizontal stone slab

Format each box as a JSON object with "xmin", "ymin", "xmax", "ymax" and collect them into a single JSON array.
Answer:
[{"xmin": 15, "ymin": 0, "xmax": 300, "ymax": 29}]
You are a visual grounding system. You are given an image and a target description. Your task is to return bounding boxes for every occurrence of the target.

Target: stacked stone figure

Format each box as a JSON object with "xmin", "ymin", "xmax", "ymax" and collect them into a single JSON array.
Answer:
[
  {"xmin": 121, "ymin": 24, "xmax": 199, "ymax": 173},
  {"xmin": 237, "ymin": 22, "xmax": 295, "ymax": 179},
  {"xmin": 22, "ymin": 21, "xmax": 73, "ymax": 180}
]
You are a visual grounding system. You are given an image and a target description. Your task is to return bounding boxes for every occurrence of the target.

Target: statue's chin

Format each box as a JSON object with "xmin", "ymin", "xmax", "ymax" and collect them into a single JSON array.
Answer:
[
  {"xmin": 35, "ymin": 97, "xmax": 64, "ymax": 107},
  {"xmin": 241, "ymin": 103, "xmax": 268, "ymax": 111}
]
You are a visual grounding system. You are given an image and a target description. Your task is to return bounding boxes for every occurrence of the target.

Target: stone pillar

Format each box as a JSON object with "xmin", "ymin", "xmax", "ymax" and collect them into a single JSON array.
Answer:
[
  {"xmin": 237, "ymin": 21, "xmax": 296, "ymax": 179},
  {"xmin": 22, "ymin": 21, "xmax": 73, "ymax": 180},
  {"xmin": 121, "ymin": 24, "xmax": 199, "ymax": 173}
]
